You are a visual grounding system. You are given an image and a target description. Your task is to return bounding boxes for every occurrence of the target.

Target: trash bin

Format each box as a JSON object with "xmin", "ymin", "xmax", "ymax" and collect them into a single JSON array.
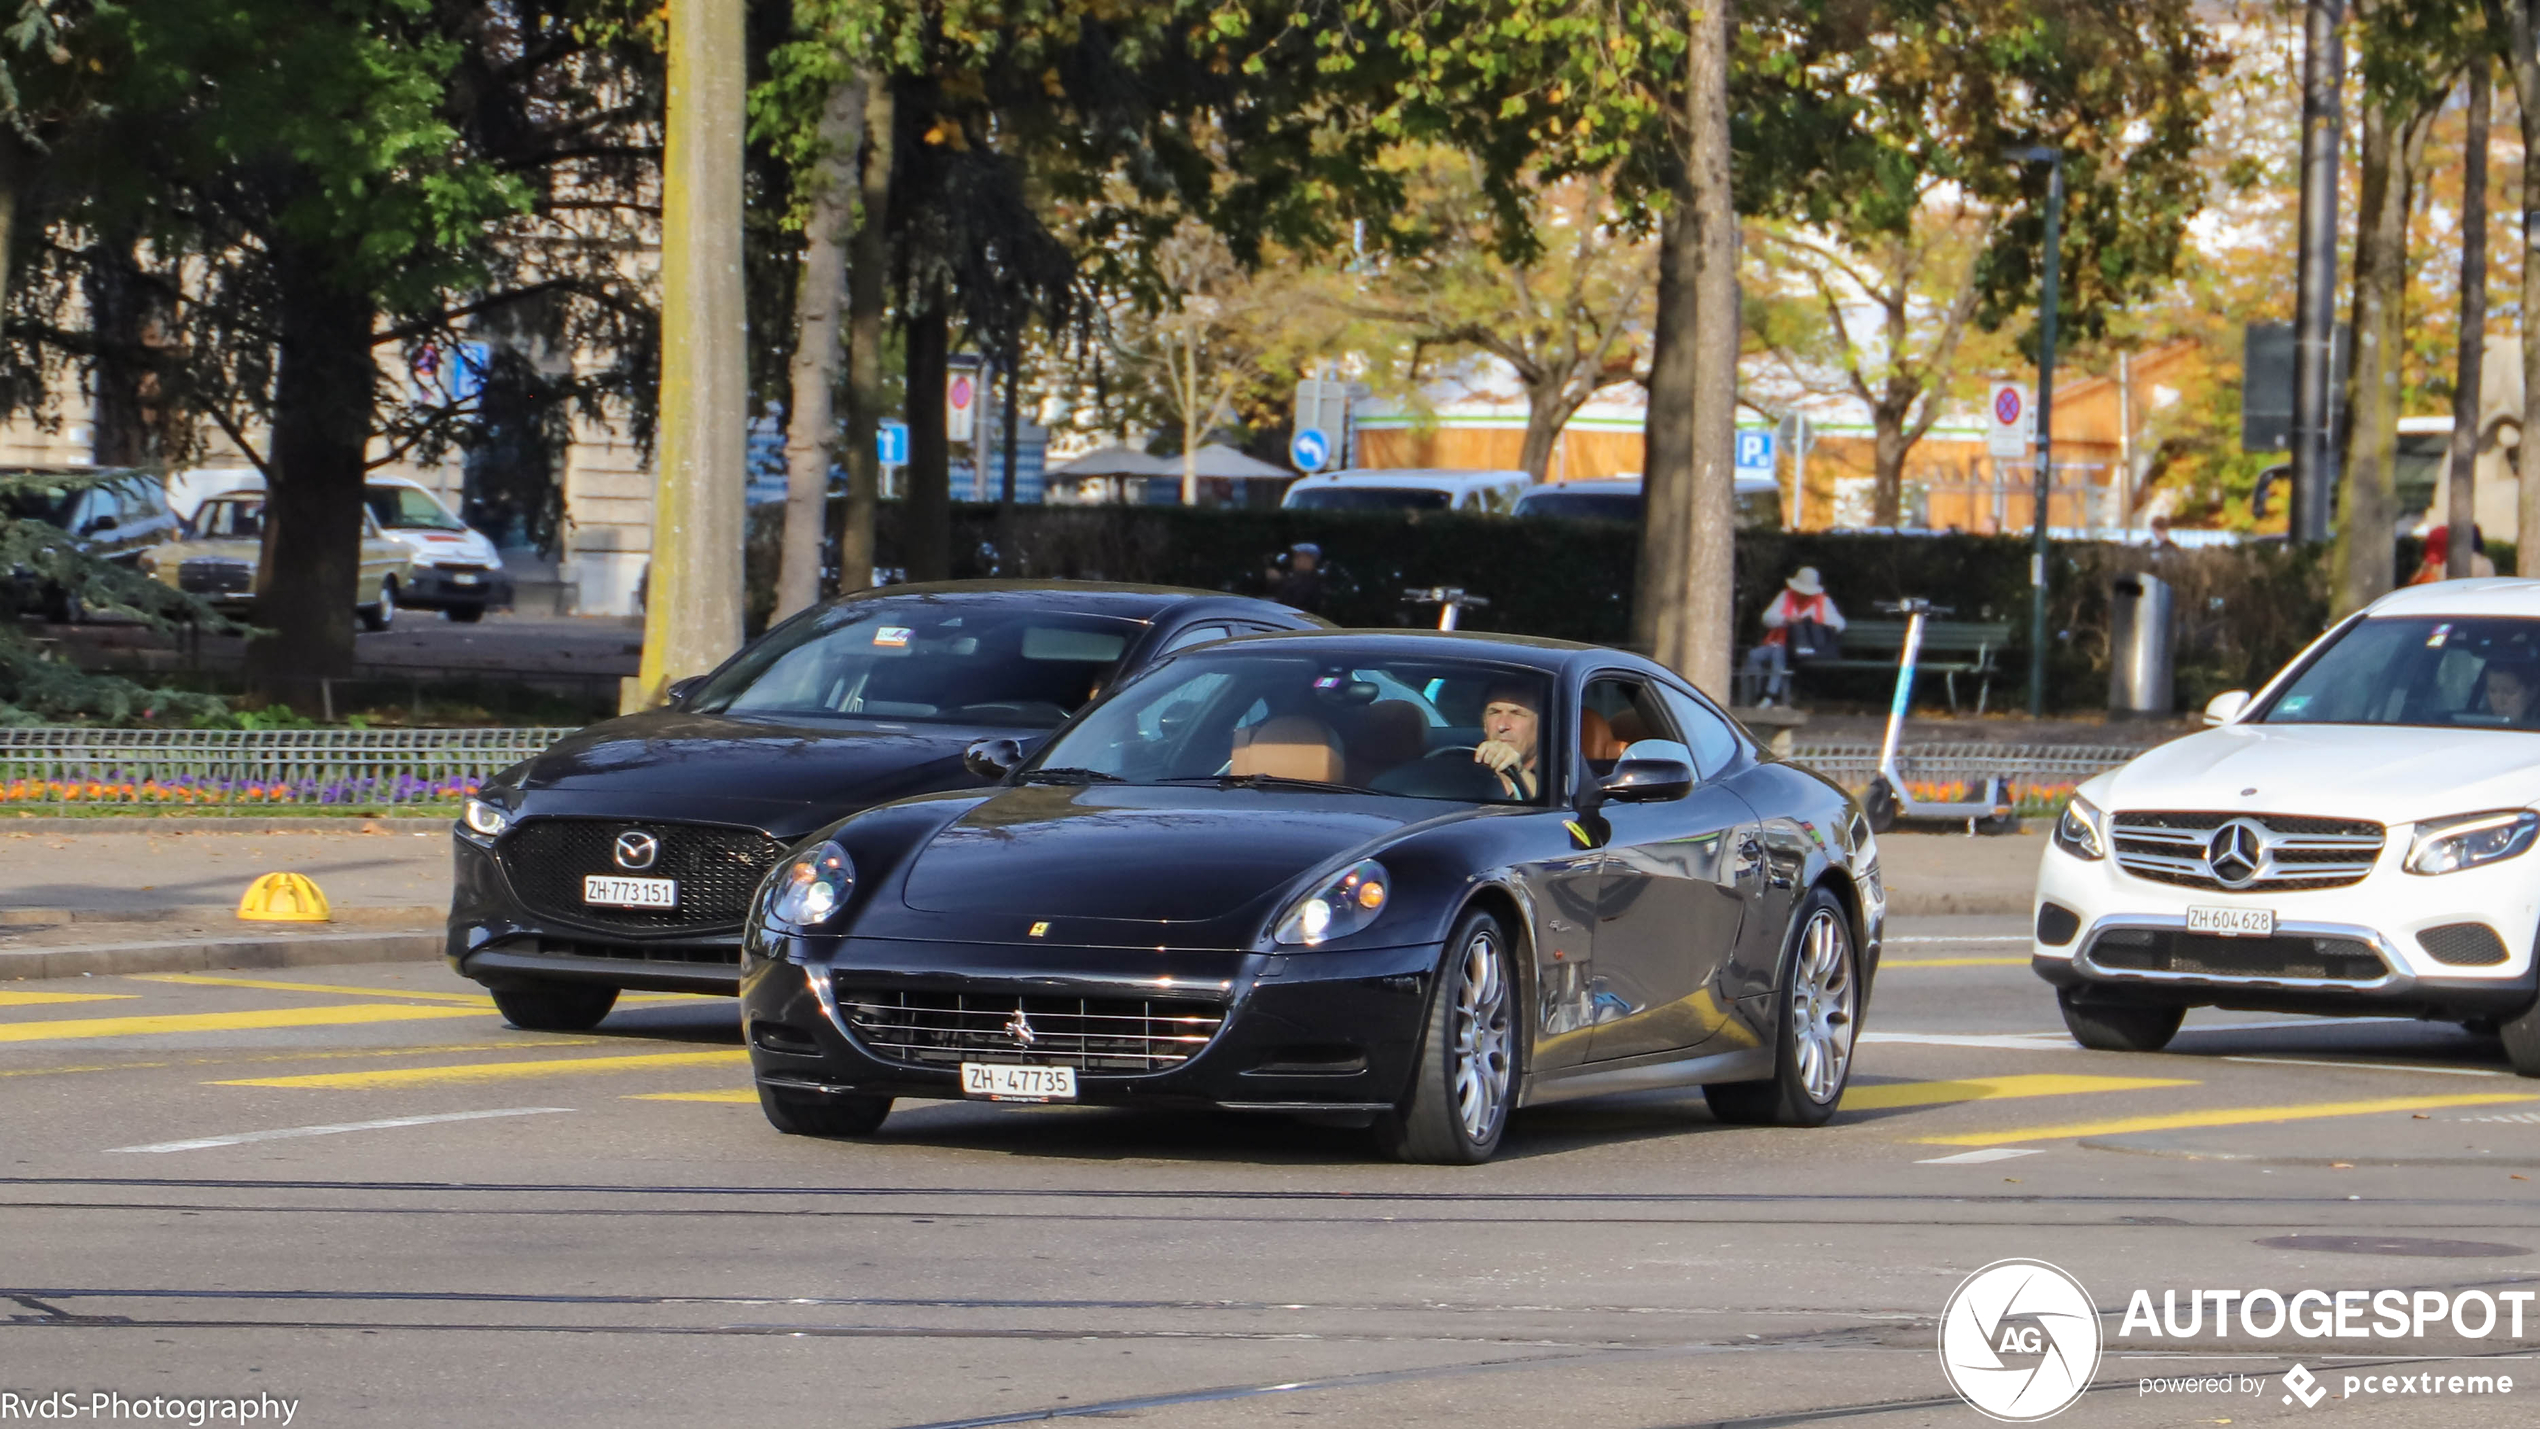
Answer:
[{"xmin": 2107, "ymin": 572, "xmax": 2175, "ymax": 718}]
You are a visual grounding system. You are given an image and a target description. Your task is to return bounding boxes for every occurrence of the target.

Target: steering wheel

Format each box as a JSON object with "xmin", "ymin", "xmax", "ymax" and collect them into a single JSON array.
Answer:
[{"xmin": 1422, "ymin": 744, "xmax": 1479, "ymax": 760}]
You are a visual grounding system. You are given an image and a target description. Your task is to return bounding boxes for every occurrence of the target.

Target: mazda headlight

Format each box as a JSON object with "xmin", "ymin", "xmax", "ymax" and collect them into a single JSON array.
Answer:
[
  {"xmin": 460, "ymin": 796, "xmax": 511, "ymax": 838},
  {"xmin": 2405, "ymin": 810, "xmax": 2539, "ymax": 876},
  {"xmin": 2053, "ymin": 794, "xmax": 2106, "ymax": 861},
  {"xmin": 1273, "ymin": 859, "xmax": 1390, "ymax": 947},
  {"xmin": 768, "ymin": 841, "xmax": 856, "ymax": 927}
]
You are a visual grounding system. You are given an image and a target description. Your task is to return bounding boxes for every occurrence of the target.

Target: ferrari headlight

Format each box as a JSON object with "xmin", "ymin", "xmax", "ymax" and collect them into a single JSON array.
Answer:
[
  {"xmin": 2052, "ymin": 794, "xmax": 2105, "ymax": 861},
  {"xmin": 1274, "ymin": 859, "xmax": 1389, "ymax": 947},
  {"xmin": 460, "ymin": 796, "xmax": 511, "ymax": 838},
  {"xmin": 2405, "ymin": 811, "xmax": 2539, "ymax": 876},
  {"xmin": 768, "ymin": 840, "xmax": 856, "ymax": 927}
]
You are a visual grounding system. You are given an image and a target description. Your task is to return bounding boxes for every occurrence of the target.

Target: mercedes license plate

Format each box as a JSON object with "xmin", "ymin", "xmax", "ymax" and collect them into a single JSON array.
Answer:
[
  {"xmin": 583, "ymin": 875, "xmax": 677, "ymax": 909},
  {"xmin": 2185, "ymin": 905, "xmax": 2273, "ymax": 938},
  {"xmin": 961, "ymin": 1062, "xmax": 1077, "ymax": 1102},
  {"xmin": 451, "ymin": 572, "xmax": 481, "ymax": 586}
]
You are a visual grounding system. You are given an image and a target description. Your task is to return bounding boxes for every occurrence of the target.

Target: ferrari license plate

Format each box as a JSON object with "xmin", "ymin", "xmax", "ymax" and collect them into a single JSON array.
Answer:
[
  {"xmin": 2185, "ymin": 905, "xmax": 2273, "ymax": 938},
  {"xmin": 583, "ymin": 875, "xmax": 677, "ymax": 909},
  {"xmin": 961, "ymin": 1062, "xmax": 1077, "ymax": 1102}
]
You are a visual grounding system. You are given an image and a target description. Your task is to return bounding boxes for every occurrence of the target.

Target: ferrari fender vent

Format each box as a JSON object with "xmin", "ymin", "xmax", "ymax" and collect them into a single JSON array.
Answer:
[
  {"xmin": 2416, "ymin": 923, "xmax": 2510, "ymax": 967},
  {"xmin": 497, "ymin": 819, "xmax": 786, "ymax": 932},
  {"xmin": 2086, "ymin": 927, "xmax": 2388, "ymax": 983},
  {"xmin": 835, "ymin": 986, "xmax": 1226, "ymax": 1073}
]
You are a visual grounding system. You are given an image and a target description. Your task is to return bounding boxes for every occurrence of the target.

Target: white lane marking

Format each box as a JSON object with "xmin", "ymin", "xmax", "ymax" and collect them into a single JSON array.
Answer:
[
  {"xmin": 105, "ymin": 1107, "xmax": 572, "ymax": 1154},
  {"xmin": 2178, "ymin": 1017, "xmax": 2413, "ymax": 1033},
  {"xmin": 1885, "ymin": 935, "xmax": 2033, "ymax": 944},
  {"xmin": 1916, "ymin": 1147, "xmax": 2046, "ymax": 1165},
  {"xmin": 2220, "ymin": 1056, "xmax": 2508, "ymax": 1078},
  {"xmin": 1860, "ymin": 1032, "xmax": 2076, "ymax": 1050}
]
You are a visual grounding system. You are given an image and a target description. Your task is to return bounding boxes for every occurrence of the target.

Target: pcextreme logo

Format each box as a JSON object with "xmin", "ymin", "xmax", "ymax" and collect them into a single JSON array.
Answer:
[{"xmin": 1939, "ymin": 1259, "xmax": 2103, "ymax": 1422}]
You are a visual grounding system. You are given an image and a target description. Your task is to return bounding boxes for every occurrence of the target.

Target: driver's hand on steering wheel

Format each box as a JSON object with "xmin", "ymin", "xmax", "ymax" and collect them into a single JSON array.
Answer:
[{"xmin": 1473, "ymin": 739, "xmax": 1524, "ymax": 774}]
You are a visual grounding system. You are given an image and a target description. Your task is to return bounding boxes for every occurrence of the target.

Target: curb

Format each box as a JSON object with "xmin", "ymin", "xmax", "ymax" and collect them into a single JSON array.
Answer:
[
  {"xmin": 0, "ymin": 904, "xmax": 446, "ymax": 929},
  {"xmin": 0, "ymin": 930, "xmax": 443, "ymax": 981},
  {"xmin": 2, "ymin": 816, "xmax": 452, "ymax": 833}
]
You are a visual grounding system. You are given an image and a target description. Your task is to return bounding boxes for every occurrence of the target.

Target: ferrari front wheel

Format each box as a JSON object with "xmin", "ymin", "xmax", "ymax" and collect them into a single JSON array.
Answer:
[{"xmin": 1377, "ymin": 908, "xmax": 1518, "ymax": 1165}]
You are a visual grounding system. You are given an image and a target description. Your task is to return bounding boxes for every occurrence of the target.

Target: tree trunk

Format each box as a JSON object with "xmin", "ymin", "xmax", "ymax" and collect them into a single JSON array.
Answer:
[
  {"xmin": 1515, "ymin": 379, "xmax": 1582, "ymax": 482},
  {"xmin": 0, "ymin": 137, "xmax": 21, "ymax": 338},
  {"xmin": 774, "ymin": 76, "xmax": 867, "ymax": 619},
  {"xmin": 1180, "ymin": 341, "xmax": 1201, "ymax": 506},
  {"xmin": 86, "ymin": 229, "xmax": 158, "ymax": 468},
  {"xmin": 2332, "ymin": 90, "xmax": 2410, "ymax": 615},
  {"xmin": 2451, "ymin": 62, "xmax": 2490, "ymax": 578},
  {"xmin": 904, "ymin": 285, "xmax": 951, "ymax": 583},
  {"xmin": 1871, "ymin": 413, "xmax": 1908, "ymax": 528},
  {"xmin": 1674, "ymin": 0, "xmax": 1740, "ymax": 699},
  {"xmin": 837, "ymin": 73, "xmax": 892, "ymax": 595},
  {"xmin": 996, "ymin": 334, "xmax": 1022, "ymax": 561},
  {"xmin": 1635, "ymin": 183, "xmax": 1697, "ymax": 662},
  {"xmin": 248, "ymin": 258, "xmax": 374, "ymax": 709}
]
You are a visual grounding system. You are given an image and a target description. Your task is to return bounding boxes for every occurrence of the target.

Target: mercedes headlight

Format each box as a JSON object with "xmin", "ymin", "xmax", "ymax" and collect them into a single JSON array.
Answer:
[
  {"xmin": 1273, "ymin": 859, "xmax": 1390, "ymax": 947},
  {"xmin": 2405, "ymin": 810, "xmax": 2539, "ymax": 876},
  {"xmin": 460, "ymin": 796, "xmax": 511, "ymax": 838},
  {"xmin": 2053, "ymin": 794, "xmax": 2106, "ymax": 861},
  {"xmin": 768, "ymin": 840, "xmax": 856, "ymax": 927}
]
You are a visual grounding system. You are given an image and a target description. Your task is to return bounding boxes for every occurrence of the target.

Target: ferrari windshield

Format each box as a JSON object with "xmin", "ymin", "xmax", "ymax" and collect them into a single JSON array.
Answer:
[
  {"xmin": 1032, "ymin": 652, "xmax": 1555, "ymax": 805},
  {"xmin": 2261, "ymin": 616, "xmax": 2540, "ymax": 729},
  {"xmin": 689, "ymin": 599, "xmax": 1140, "ymax": 728}
]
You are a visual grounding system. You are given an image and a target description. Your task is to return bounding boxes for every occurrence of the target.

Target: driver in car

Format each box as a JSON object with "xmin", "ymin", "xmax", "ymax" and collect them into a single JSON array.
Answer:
[
  {"xmin": 2485, "ymin": 660, "xmax": 2539, "ymax": 726},
  {"xmin": 1474, "ymin": 684, "xmax": 1543, "ymax": 800}
]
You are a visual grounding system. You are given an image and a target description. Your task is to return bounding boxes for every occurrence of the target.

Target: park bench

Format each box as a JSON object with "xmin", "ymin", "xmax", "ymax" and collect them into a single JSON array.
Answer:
[{"xmin": 1772, "ymin": 617, "xmax": 2013, "ymax": 714}]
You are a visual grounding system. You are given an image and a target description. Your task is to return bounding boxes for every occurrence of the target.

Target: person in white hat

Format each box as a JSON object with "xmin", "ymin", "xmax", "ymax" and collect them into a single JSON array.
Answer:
[{"xmin": 1738, "ymin": 566, "xmax": 1846, "ymax": 707}]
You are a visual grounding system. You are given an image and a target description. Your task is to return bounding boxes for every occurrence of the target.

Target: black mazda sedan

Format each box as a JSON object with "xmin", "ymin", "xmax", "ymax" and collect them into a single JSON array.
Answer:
[
  {"xmin": 447, "ymin": 582, "xmax": 1320, "ymax": 1029},
  {"xmin": 740, "ymin": 630, "xmax": 1884, "ymax": 1163}
]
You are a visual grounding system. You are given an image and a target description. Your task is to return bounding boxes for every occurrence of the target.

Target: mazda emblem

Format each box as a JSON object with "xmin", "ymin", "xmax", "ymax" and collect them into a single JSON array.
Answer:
[
  {"xmin": 2204, "ymin": 819, "xmax": 2265, "ymax": 888},
  {"xmin": 1005, "ymin": 1007, "xmax": 1037, "ymax": 1049},
  {"xmin": 612, "ymin": 831, "xmax": 661, "ymax": 871}
]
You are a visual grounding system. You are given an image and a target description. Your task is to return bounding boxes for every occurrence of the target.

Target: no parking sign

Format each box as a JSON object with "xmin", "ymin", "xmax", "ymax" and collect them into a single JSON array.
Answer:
[{"xmin": 1987, "ymin": 381, "xmax": 2033, "ymax": 458}]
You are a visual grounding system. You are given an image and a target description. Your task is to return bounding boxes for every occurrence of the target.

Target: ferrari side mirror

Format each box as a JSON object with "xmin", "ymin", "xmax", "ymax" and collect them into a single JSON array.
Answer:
[
  {"xmin": 1597, "ymin": 758, "xmax": 1694, "ymax": 804},
  {"xmin": 965, "ymin": 737, "xmax": 1026, "ymax": 781}
]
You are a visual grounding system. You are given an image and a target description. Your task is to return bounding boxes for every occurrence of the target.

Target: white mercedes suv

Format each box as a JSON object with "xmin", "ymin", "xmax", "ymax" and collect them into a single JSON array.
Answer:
[{"xmin": 2034, "ymin": 580, "xmax": 2540, "ymax": 1076}]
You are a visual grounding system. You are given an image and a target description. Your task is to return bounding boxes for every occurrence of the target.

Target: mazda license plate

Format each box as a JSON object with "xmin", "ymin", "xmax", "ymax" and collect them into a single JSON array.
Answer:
[
  {"xmin": 583, "ymin": 875, "xmax": 677, "ymax": 909},
  {"xmin": 960, "ymin": 1062, "xmax": 1077, "ymax": 1102},
  {"xmin": 2185, "ymin": 905, "xmax": 2273, "ymax": 938}
]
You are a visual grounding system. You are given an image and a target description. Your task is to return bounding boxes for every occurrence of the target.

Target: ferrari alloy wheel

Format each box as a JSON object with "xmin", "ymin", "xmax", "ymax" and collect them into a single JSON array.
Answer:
[
  {"xmin": 1379, "ymin": 908, "xmax": 1517, "ymax": 1164},
  {"xmin": 1705, "ymin": 887, "xmax": 1859, "ymax": 1127}
]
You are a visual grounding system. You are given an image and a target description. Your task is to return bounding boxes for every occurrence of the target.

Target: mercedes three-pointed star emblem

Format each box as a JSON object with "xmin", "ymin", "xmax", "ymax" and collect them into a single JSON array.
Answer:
[{"xmin": 2204, "ymin": 819, "xmax": 2265, "ymax": 888}]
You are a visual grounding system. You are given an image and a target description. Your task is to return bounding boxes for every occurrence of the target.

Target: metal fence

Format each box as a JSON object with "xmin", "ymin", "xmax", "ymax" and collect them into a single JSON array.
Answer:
[
  {"xmin": 0, "ymin": 727, "xmax": 571, "ymax": 810},
  {"xmin": 1787, "ymin": 742, "xmax": 2150, "ymax": 813}
]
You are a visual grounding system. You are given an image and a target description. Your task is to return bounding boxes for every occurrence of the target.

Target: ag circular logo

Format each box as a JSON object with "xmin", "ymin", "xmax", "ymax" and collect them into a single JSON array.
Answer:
[{"xmin": 1939, "ymin": 1259, "xmax": 2102, "ymax": 1421}]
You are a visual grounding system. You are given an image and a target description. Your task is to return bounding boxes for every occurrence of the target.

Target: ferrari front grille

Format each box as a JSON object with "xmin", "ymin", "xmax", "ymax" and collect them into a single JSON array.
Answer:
[{"xmin": 834, "ymin": 986, "xmax": 1225, "ymax": 1073}]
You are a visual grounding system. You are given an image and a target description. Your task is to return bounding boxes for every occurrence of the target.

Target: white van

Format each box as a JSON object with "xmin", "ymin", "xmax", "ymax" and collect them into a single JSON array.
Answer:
[{"xmin": 1280, "ymin": 467, "xmax": 1531, "ymax": 515}]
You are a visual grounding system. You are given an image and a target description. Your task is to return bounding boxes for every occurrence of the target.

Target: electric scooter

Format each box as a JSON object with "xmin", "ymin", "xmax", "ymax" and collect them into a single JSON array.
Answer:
[{"xmin": 1862, "ymin": 598, "xmax": 2019, "ymax": 836}]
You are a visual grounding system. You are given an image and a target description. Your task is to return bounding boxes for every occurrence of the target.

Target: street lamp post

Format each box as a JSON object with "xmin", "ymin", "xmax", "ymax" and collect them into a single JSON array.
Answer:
[{"xmin": 2011, "ymin": 146, "xmax": 2064, "ymax": 717}]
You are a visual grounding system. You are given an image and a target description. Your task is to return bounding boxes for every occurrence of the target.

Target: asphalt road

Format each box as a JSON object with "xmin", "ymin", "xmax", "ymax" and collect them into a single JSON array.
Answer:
[{"xmin": 3, "ymin": 917, "xmax": 2536, "ymax": 1428}]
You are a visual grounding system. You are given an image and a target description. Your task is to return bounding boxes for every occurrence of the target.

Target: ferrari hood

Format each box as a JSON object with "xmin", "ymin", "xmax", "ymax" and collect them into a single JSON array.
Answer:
[
  {"xmin": 899, "ymin": 784, "xmax": 1423, "ymax": 922},
  {"xmin": 2096, "ymin": 723, "xmax": 2540, "ymax": 824}
]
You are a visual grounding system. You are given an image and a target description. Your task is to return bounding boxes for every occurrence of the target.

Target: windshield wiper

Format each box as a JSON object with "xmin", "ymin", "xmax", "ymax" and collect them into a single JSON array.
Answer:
[
  {"xmin": 1163, "ymin": 773, "xmax": 1383, "ymax": 795},
  {"xmin": 1019, "ymin": 766, "xmax": 1126, "ymax": 785}
]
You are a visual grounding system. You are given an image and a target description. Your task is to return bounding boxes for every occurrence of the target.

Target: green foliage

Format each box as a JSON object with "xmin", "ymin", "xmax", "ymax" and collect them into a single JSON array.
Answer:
[{"xmin": 0, "ymin": 469, "xmax": 233, "ymax": 725}]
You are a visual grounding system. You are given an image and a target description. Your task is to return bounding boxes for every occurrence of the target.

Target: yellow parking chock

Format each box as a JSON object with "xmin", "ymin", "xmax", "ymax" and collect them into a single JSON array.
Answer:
[{"xmin": 237, "ymin": 872, "xmax": 331, "ymax": 923}]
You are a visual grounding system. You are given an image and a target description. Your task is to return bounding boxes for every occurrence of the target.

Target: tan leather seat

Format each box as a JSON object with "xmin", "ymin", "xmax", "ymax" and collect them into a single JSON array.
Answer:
[
  {"xmin": 1232, "ymin": 715, "xmax": 1344, "ymax": 783},
  {"xmin": 1609, "ymin": 707, "xmax": 1651, "ymax": 747},
  {"xmin": 1580, "ymin": 708, "xmax": 1624, "ymax": 765}
]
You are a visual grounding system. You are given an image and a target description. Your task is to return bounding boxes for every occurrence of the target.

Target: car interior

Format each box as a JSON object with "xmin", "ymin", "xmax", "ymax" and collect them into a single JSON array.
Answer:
[{"xmin": 701, "ymin": 609, "xmax": 1138, "ymax": 728}]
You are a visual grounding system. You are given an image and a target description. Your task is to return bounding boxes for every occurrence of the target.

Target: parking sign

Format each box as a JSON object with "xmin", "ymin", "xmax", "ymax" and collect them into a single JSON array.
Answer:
[{"xmin": 1734, "ymin": 429, "xmax": 1775, "ymax": 478}]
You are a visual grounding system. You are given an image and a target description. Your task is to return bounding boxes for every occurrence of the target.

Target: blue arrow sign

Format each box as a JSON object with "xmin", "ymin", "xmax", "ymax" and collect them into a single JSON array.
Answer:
[
  {"xmin": 1290, "ymin": 427, "xmax": 1332, "ymax": 472},
  {"xmin": 877, "ymin": 420, "xmax": 909, "ymax": 466}
]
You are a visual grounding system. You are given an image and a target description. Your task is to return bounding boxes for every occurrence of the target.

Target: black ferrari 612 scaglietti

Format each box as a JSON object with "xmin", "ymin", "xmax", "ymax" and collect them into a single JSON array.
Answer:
[
  {"xmin": 446, "ymin": 582, "xmax": 1321, "ymax": 1030},
  {"xmin": 739, "ymin": 630, "xmax": 1884, "ymax": 1163}
]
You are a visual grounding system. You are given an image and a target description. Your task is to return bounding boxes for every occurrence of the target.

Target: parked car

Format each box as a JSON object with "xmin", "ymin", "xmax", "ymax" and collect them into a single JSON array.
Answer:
[
  {"xmin": 1281, "ymin": 467, "xmax": 1530, "ymax": 515},
  {"xmin": 1510, "ymin": 474, "xmax": 1786, "ymax": 530},
  {"xmin": 2, "ymin": 466, "xmax": 183, "ymax": 622},
  {"xmin": 136, "ymin": 491, "xmax": 414, "ymax": 631},
  {"xmin": 737, "ymin": 628, "xmax": 1881, "ymax": 1162},
  {"xmin": 361, "ymin": 476, "xmax": 511, "ymax": 622},
  {"xmin": 2035, "ymin": 579, "xmax": 2540, "ymax": 1074},
  {"xmin": 447, "ymin": 582, "xmax": 1326, "ymax": 1031}
]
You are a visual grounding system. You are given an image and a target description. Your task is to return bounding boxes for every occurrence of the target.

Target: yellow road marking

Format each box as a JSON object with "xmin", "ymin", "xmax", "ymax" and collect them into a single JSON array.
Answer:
[
  {"xmin": 0, "ymin": 1040, "xmax": 599, "ymax": 1081},
  {"xmin": 1884, "ymin": 956, "xmax": 2030, "ymax": 968},
  {"xmin": 0, "ymin": 1004, "xmax": 487, "ymax": 1044},
  {"xmin": 0, "ymin": 990, "xmax": 139, "ymax": 1007},
  {"xmin": 219, "ymin": 1048, "xmax": 749, "ymax": 1089},
  {"xmin": 1917, "ymin": 1093, "xmax": 2540, "ymax": 1147},
  {"xmin": 133, "ymin": 973, "xmax": 493, "ymax": 1004},
  {"xmin": 1845, "ymin": 1074, "xmax": 2194, "ymax": 1112},
  {"xmin": 631, "ymin": 1088, "xmax": 759, "ymax": 1103}
]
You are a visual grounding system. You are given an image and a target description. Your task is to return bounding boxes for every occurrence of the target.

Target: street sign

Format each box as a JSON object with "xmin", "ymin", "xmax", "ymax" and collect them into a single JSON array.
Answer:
[
  {"xmin": 1290, "ymin": 427, "xmax": 1332, "ymax": 473},
  {"xmin": 877, "ymin": 420, "xmax": 909, "ymax": 466},
  {"xmin": 1734, "ymin": 428, "xmax": 1775, "ymax": 478},
  {"xmin": 1987, "ymin": 382, "xmax": 2033, "ymax": 459},
  {"xmin": 1292, "ymin": 378, "xmax": 1352, "ymax": 468},
  {"xmin": 946, "ymin": 370, "xmax": 978, "ymax": 443}
]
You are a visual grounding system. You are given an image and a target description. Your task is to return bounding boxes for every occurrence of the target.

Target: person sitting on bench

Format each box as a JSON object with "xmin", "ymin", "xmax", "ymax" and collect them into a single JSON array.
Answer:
[{"xmin": 1740, "ymin": 567, "xmax": 1845, "ymax": 707}]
